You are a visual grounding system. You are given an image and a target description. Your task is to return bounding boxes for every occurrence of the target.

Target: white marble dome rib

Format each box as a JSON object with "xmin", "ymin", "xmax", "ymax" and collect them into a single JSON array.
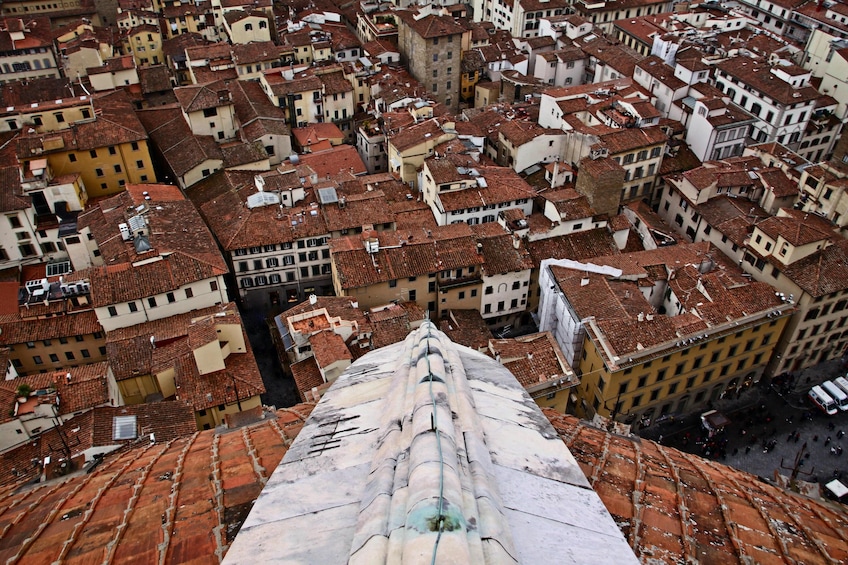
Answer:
[{"xmin": 224, "ymin": 321, "xmax": 638, "ymax": 565}]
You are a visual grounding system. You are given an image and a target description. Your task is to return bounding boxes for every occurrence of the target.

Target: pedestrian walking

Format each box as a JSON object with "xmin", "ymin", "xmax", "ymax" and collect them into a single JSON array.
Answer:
[
  {"xmin": 838, "ymin": 430, "xmax": 845, "ymax": 439},
  {"xmin": 745, "ymin": 445, "xmax": 751, "ymax": 454},
  {"xmin": 825, "ymin": 436, "xmax": 832, "ymax": 446},
  {"xmin": 814, "ymin": 435, "xmax": 819, "ymax": 442}
]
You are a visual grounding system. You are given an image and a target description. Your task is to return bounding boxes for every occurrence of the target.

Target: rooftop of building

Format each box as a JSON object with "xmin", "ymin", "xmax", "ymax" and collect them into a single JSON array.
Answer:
[
  {"xmin": 487, "ymin": 331, "xmax": 576, "ymax": 391},
  {"xmin": 716, "ymin": 57, "xmax": 821, "ymax": 106},
  {"xmin": 184, "ymin": 169, "xmax": 328, "ymax": 251},
  {"xmin": 544, "ymin": 242, "xmax": 790, "ymax": 364},
  {"xmin": 15, "ymin": 90, "xmax": 148, "ymax": 158},
  {"xmin": 397, "ymin": 10, "xmax": 467, "ymax": 38},
  {"xmin": 75, "ymin": 184, "xmax": 228, "ymax": 307},
  {"xmin": 107, "ymin": 303, "xmax": 265, "ymax": 410},
  {"xmin": 330, "ymin": 224, "xmax": 485, "ymax": 290}
]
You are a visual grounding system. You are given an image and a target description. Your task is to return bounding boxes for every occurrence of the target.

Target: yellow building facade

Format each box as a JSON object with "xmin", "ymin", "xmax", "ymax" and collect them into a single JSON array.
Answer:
[
  {"xmin": 537, "ymin": 245, "xmax": 794, "ymax": 428},
  {"xmin": 576, "ymin": 315, "xmax": 790, "ymax": 425}
]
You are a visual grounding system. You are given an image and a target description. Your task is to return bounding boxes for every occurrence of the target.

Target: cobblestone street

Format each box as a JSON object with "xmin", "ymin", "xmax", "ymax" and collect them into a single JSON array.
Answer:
[{"xmin": 640, "ymin": 358, "xmax": 848, "ymax": 491}]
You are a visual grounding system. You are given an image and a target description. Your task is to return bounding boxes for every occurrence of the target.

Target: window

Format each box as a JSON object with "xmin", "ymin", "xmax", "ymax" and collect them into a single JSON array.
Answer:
[
  {"xmin": 49, "ymin": 353, "xmax": 59, "ymax": 363},
  {"xmin": 90, "ymin": 150, "xmax": 98, "ymax": 158},
  {"xmin": 81, "ymin": 349, "xmax": 90, "ymax": 358},
  {"xmin": 167, "ymin": 292, "xmax": 175, "ymax": 303},
  {"xmin": 108, "ymin": 305, "xmax": 118, "ymax": 316},
  {"xmin": 33, "ymin": 355, "xmax": 43, "ymax": 365},
  {"xmin": 148, "ymin": 297, "xmax": 157, "ymax": 308},
  {"xmin": 65, "ymin": 351, "xmax": 75, "ymax": 361}
]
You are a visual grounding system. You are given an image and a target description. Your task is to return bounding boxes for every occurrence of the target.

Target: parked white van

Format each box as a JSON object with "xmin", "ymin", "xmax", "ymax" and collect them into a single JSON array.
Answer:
[
  {"xmin": 809, "ymin": 385, "xmax": 838, "ymax": 416},
  {"xmin": 834, "ymin": 376, "xmax": 848, "ymax": 397},
  {"xmin": 822, "ymin": 380, "xmax": 848, "ymax": 411}
]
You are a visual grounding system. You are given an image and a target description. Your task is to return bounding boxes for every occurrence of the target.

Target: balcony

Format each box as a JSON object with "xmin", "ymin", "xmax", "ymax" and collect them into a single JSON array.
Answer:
[{"xmin": 437, "ymin": 274, "xmax": 481, "ymax": 291}]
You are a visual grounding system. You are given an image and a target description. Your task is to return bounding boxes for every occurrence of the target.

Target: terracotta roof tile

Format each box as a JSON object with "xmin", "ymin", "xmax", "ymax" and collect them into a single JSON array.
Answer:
[
  {"xmin": 397, "ymin": 11, "xmax": 466, "ymax": 38},
  {"xmin": 717, "ymin": 57, "xmax": 820, "ymax": 106},
  {"xmin": 488, "ymin": 332, "xmax": 573, "ymax": 389},
  {"xmin": 436, "ymin": 309, "xmax": 493, "ymax": 351},
  {"xmin": 549, "ymin": 242, "xmax": 783, "ymax": 357},
  {"xmin": 330, "ymin": 224, "xmax": 484, "ymax": 290},
  {"xmin": 526, "ymin": 227, "xmax": 620, "ymax": 265},
  {"xmin": 778, "ymin": 238, "xmax": 848, "ymax": 297},
  {"xmin": 470, "ymin": 223, "xmax": 534, "ymax": 275},
  {"xmin": 78, "ymin": 186, "xmax": 227, "ymax": 307},
  {"xmin": 0, "ymin": 309, "xmax": 102, "ymax": 346},
  {"xmin": 297, "ymin": 145, "xmax": 366, "ymax": 178},
  {"xmin": 0, "ymin": 405, "xmax": 314, "ymax": 561},
  {"xmin": 309, "ymin": 330, "xmax": 352, "ymax": 369},
  {"xmin": 136, "ymin": 106, "xmax": 223, "ymax": 177},
  {"xmin": 15, "ymin": 91, "xmax": 147, "ymax": 158},
  {"xmin": 545, "ymin": 412, "xmax": 848, "ymax": 564},
  {"xmin": 598, "ymin": 126, "xmax": 667, "ymax": 154},
  {"xmin": 291, "ymin": 357, "xmax": 325, "ymax": 401}
]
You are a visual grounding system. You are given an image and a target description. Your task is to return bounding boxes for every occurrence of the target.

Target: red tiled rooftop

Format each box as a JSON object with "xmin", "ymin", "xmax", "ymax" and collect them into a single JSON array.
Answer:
[
  {"xmin": 545, "ymin": 411, "xmax": 848, "ymax": 564},
  {"xmin": 0, "ymin": 405, "xmax": 314, "ymax": 563},
  {"xmin": 1, "ymin": 400, "xmax": 843, "ymax": 564}
]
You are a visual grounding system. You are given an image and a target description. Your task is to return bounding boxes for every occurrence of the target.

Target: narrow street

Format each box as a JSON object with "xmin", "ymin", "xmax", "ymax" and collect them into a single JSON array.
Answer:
[{"xmin": 240, "ymin": 305, "xmax": 300, "ymax": 409}]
